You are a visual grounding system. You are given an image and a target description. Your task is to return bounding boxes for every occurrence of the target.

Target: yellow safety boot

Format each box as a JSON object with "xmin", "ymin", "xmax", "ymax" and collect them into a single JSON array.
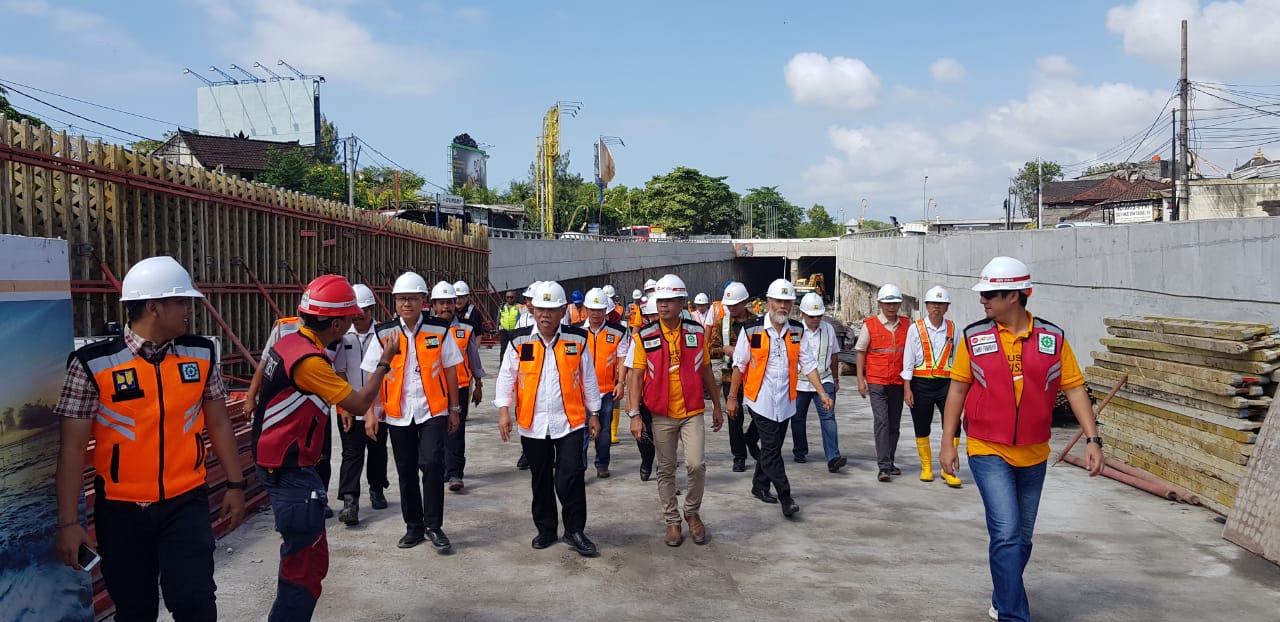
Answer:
[
  {"xmin": 916, "ymin": 437, "xmax": 934, "ymax": 482},
  {"xmin": 610, "ymin": 405, "xmax": 620, "ymax": 444},
  {"xmin": 941, "ymin": 437, "xmax": 963, "ymax": 488}
]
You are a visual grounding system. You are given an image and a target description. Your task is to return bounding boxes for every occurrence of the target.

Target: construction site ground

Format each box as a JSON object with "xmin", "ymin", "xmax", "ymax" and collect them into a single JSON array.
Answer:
[{"xmin": 186, "ymin": 347, "xmax": 1280, "ymax": 621}]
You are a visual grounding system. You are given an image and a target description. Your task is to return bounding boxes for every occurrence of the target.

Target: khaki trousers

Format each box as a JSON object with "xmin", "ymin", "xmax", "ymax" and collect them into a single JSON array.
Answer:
[{"xmin": 651, "ymin": 413, "xmax": 706, "ymax": 525}]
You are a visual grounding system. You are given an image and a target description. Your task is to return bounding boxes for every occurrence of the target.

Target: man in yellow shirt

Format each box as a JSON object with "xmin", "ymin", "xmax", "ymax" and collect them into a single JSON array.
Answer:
[
  {"xmin": 626, "ymin": 274, "xmax": 723, "ymax": 546},
  {"xmin": 940, "ymin": 256, "xmax": 1102, "ymax": 622}
]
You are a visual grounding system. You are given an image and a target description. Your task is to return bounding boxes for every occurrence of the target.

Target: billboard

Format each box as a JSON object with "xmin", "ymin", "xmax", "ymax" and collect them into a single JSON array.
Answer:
[
  {"xmin": 197, "ymin": 80, "xmax": 316, "ymax": 144},
  {"xmin": 450, "ymin": 144, "xmax": 487, "ymax": 190}
]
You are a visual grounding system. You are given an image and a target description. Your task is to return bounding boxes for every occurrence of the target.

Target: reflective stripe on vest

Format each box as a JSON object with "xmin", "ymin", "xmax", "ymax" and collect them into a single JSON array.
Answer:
[
  {"xmin": 742, "ymin": 321, "xmax": 801, "ymax": 402},
  {"xmin": 375, "ymin": 318, "xmax": 450, "ymax": 419},
  {"xmin": 865, "ymin": 317, "xmax": 908, "ymax": 386},
  {"xmin": 253, "ymin": 332, "xmax": 331, "ymax": 468},
  {"xmin": 587, "ymin": 322, "xmax": 627, "ymax": 394},
  {"xmin": 815, "ymin": 323, "xmax": 834, "ymax": 383},
  {"xmin": 962, "ymin": 318, "xmax": 1064, "ymax": 446},
  {"xmin": 511, "ymin": 328, "xmax": 588, "ymax": 430},
  {"xmin": 78, "ymin": 336, "xmax": 213, "ymax": 503},
  {"xmin": 638, "ymin": 320, "xmax": 706, "ymax": 417},
  {"xmin": 499, "ymin": 304, "xmax": 520, "ymax": 330},
  {"xmin": 450, "ymin": 322, "xmax": 474, "ymax": 387},
  {"xmin": 914, "ymin": 318, "xmax": 955, "ymax": 379}
]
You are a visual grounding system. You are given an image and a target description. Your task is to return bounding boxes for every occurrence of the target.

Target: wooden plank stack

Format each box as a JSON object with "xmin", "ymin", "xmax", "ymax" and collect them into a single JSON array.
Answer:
[
  {"xmin": 1223, "ymin": 398, "xmax": 1280, "ymax": 566},
  {"xmin": 1085, "ymin": 315, "xmax": 1276, "ymax": 515}
]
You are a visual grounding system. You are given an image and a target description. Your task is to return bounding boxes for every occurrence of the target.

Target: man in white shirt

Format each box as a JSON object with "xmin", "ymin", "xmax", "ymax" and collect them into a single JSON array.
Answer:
[
  {"xmin": 622, "ymin": 295, "xmax": 660, "ymax": 480},
  {"xmin": 360, "ymin": 272, "xmax": 463, "ymax": 553},
  {"xmin": 495, "ymin": 281, "xmax": 602, "ymax": 557},
  {"xmin": 727, "ymin": 279, "xmax": 831, "ymax": 518},
  {"xmin": 901, "ymin": 285, "xmax": 963, "ymax": 487},
  {"xmin": 792, "ymin": 293, "xmax": 846, "ymax": 473},
  {"xmin": 332, "ymin": 284, "xmax": 390, "ymax": 526},
  {"xmin": 513, "ymin": 281, "xmax": 538, "ymax": 471}
]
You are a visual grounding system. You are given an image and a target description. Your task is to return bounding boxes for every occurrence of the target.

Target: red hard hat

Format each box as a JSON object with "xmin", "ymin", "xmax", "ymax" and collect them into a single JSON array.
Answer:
[{"xmin": 299, "ymin": 275, "xmax": 360, "ymax": 317}]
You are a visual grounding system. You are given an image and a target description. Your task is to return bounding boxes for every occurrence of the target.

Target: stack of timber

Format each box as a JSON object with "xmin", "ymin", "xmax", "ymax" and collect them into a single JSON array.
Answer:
[{"xmin": 1086, "ymin": 315, "xmax": 1276, "ymax": 515}]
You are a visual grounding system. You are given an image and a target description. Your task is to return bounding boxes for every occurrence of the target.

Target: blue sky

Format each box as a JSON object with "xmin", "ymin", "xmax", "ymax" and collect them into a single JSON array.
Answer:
[
  {"xmin": 2, "ymin": 0, "xmax": 1278, "ymax": 222},
  {"xmin": 0, "ymin": 299, "xmax": 73, "ymax": 407}
]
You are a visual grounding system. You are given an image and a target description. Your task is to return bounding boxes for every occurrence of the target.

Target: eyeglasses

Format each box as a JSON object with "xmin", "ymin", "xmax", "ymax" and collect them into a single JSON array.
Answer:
[{"xmin": 980, "ymin": 290, "xmax": 1006, "ymax": 300}]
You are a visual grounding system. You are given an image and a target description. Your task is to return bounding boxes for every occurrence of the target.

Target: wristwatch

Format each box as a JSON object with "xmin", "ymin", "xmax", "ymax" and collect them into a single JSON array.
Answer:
[
  {"xmin": 1085, "ymin": 436, "xmax": 1104, "ymax": 448},
  {"xmin": 449, "ymin": 405, "xmax": 462, "ymax": 414},
  {"xmin": 226, "ymin": 480, "xmax": 247, "ymax": 490},
  {"xmin": 627, "ymin": 409, "xmax": 641, "ymax": 418},
  {"xmin": 375, "ymin": 361, "xmax": 391, "ymax": 372}
]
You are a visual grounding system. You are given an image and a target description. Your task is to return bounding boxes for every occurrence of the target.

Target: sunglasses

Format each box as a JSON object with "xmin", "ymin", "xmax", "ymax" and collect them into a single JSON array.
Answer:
[{"xmin": 980, "ymin": 290, "xmax": 1007, "ymax": 300}]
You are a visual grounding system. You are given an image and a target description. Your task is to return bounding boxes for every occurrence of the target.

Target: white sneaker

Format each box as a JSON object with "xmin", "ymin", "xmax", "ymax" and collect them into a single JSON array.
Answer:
[{"xmin": 988, "ymin": 604, "xmax": 999, "ymax": 620}]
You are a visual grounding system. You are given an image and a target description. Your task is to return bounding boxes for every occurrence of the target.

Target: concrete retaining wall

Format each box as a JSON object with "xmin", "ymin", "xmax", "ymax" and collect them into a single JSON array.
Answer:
[{"xmin": 837, "ymin": 217, "xmax": 1280, "ymax": 361}]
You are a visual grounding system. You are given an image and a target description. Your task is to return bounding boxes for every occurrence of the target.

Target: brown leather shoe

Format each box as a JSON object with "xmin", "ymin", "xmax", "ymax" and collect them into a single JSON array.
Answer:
[
  {"xmin": 685, "ymin": 513, "xmax": 708, "ymax": 545},
  {"xmin": 664, "ymin": 523, "xmax": 684, "ymax": 547}
]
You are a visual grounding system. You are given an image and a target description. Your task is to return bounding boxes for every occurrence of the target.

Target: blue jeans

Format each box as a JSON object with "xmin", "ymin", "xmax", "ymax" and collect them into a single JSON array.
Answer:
[
  {"xmin": 792, "ymin": 382, "xmax": 840, "ymax": 462},
  {"xmin": 968, "ymin": 455, "xmax": 1047, "ymax": 622},
  {"xmin": 583, "ymin": 394, "xmax": 615, "ymax": 469}
]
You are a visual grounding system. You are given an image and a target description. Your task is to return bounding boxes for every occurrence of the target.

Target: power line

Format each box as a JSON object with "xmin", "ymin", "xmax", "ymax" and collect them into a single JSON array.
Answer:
[
  {"xmin": 0, "ymin": 82, "xmax": 156, "ymax": 142},
  {"xmin": 355, "ymin": 135, "xmax": 450, "ymax": 193},
  {"xmin": 0, "ymin": 76, "xmax": 189, "ymax": 130}
]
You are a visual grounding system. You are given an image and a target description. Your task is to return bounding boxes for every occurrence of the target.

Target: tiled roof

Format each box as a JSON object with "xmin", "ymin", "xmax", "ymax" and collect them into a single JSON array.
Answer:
[
  {"xmin": 1040, "ymin": 179, "xmax": 1108, "ymax": 204},
  {"xmin": 1100, "ymin": 179, "xmax": 1171, "ymax": 204},
  {"xmin": 175, "ymin": 130, "xmax": 300, "ymax": 172}
]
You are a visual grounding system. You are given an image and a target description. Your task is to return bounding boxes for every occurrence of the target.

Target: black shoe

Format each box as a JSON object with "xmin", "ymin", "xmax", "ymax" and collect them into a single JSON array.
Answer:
[
  {"xmin": 640, "ymin": 466, "xmax": 652, "ymax": 482},
  {"xmin": 323, "ymin": 507, "xmax": 334, "ymax": 519},
  {"xmin": 397, "ymin": 530, "xmax": 426, "ymax": 549},
  {"xmin": 828, "ymin": 456, "xmax": 848, "ymax": 473},
  {"xmin": 732, "ymin": 459, "xmax": 746, "ymax": 472},
  {"xmin": 448, "ymin": 478, "xmax": 464, "ymax": 492},
  {"xmin": 517, "ymin": 454, "xmax": 530, "ymax": 470},
  {"xmin": 369, "ymin": 487, "xmax": 388, "ymax": 510},
  {"xmin": 877, "ymin": 470, "xmax": 891, "ymax": 482},
  {"xmin": 338, "ymin": 496, "xmax": 359, "ymax": 526},
  {"xmin": 425, "ymin": 528, "xmax": 453, "ymax": 554},
  {"xmin": 751, "ymin": 488, "xmax": 779, "ymax": 504},
  {"xmin": 531, "ymin": 533, "xmax": 558, "ymax": 549},
  {"xmin": 781, "ymin": 499, "xmax": 800, "ymax": 517},
  {"xmin": 563, "ymin": 532, "xmax": 598, "ymax": 557},
  {"xmin": 794, "ymin": 455, "xmax": 807, "ymax": 463},
  {"xmin": 889, "ymin": 467, "xmax": 902, "ymax": 476}
]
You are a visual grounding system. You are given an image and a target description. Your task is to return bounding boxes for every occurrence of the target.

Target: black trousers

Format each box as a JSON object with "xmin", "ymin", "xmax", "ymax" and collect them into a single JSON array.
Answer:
[
  {"xmin": 636, "ymin": 405, "xmax": 655, "ymax": 471},
  {"xmin": 750, "ymin": 410, "xmax": 792, "ymax": 502},
  {"xmin": 315, "ymin": 414, "xmax": 333, "ymax": 492},
  {"xmin": 723, "ymin": 381, "xmax": 759, "ymax": 461},
  {"xmin": 444, "ymin": 387, "xmax": 471, "ymax": 481},
  {"xmin": 337, "ymin": 414, "xmax": 390, "ymax": 499},
  {"xmin": 909, "ymin": 377, "xmax": 951, "ymax": 438},
  {"xmin": 521, "ymin": 428, "xmax": 588, "ymax": 536},
  {"xmin": 388, "ymin": 416, "xmax": 448, "ymax": 531},
  {"xmin": 94, "ymin": 484, "xmax": 217, "ymax": 622}
]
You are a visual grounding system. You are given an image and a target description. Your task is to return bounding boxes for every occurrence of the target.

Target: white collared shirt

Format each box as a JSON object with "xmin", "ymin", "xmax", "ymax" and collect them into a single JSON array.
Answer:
[
  {"xmin": 333, "ymin": 323, "xmax": 376, "ymax": 419},
  {"xmin": 732, "ymin": 319, "xmax": 818, "ymax": 422},
  {"xmin": 360, "ymin": 315, "xmax": 463, "ymax": 426},
  {"xmin": 493, "ymin": 327, "xmax": 602, "ymax": 439},
  {"xmin": 901, "ymin": 317, "xmax": 953, "ymax": 381},
  {"xmin": 797, "ymin": 320, "xmax": 838, "ymax": 392}
]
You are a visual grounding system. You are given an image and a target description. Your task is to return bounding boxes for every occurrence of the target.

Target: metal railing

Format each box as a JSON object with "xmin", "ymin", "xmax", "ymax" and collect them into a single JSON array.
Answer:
[{"xmin": 488, "ymin": 228, "xmax": 731, "ymax": 243}]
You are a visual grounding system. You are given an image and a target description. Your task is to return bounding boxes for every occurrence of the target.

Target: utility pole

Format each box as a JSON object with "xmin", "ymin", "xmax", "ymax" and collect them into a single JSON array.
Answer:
[
  {"xmin": 922, "ymin": 175, "xmax": 929, "ymax": 232},
  {"xmin": 346, "ymin": 134, "xmax": 357, "ymax": 210},
  {"xmin": 1170, "ymin": 109, "xmax": 1178, "ymax": 221},
  {"xmin": 1178, "ymin": 18, "xmax": 1189, "ymax": 221},
  {"xmin": 1036, "ymin": 157, "xmax": 1043, "ymax": 229}
]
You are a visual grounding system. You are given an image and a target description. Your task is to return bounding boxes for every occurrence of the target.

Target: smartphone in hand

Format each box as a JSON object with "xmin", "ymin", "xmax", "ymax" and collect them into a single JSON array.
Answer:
[{"xmin": 77, "ymin": 543, "xmax": 101, "ymax": 572}]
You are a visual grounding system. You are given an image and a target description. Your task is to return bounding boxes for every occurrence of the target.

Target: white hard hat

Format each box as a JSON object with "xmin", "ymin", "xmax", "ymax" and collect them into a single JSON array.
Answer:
[
  {"xmin": 642, "ymin": 296, "xmax": 657, "ymax": 315},
  {"xmin": 602, "ymin": 284, "xmax": 616, "ymax": 298},
  {"xmin": 694, "ymin": 292, "xmax": 709, "ymax": 305},
  {"xmin": 973, "ymin": 256, "xmax": 1032, "ymax": 292},
  {"xmin": 532, "ymin": 281, "xmax": 567, "ymax": 308},
  {"xmin": 766, "ymin": 278, "xmax": 796, "ymax": 301},
  {"xmin": 430, "ymin": 281, "xmax": 457, "ymax": 300},
  {"xmin": 523, "ymin": 280, "xmax": 541, "ymax": 298},
  {"xmin": 352, "ymin": 284, "xmax": 377, "ymax": 309},
  {"xmin": 583, "ymin": 287, "xmax": 610, "ymax": 310},
  {"xmin": 451, "ymin": 280, "xmax": 471, "ymax": 296},
  {"xmin": 877, "ymin": 283, "xmax": 904, "ymax": 303},
  {"xmin": 924, "ymin": 285, "xmax": 951, "ymax": 304},
  {"xmin": 799, "ymin": 292, "xmax": 825, "ymax": 316},
  {"xmin": 392, "ymin": 272, "xmax": 429, "ymax": 294},
  {"xmin": 722, "ymin": 282, "xmax": 750, "ymax": 306},
  {"xmin": 119, "ymin": 256, "xmax": 205, "ymax": 301},
  {"xmin": 643, "ymin": 278, "xmax": 657, "ymax": 291},
  {"xmin": 653, "ymin": 274, "xmax": 688, "ymax": 300},
  {"xmin": 632, "ymin": 289, "xmax": 642, "ymax": 300}
]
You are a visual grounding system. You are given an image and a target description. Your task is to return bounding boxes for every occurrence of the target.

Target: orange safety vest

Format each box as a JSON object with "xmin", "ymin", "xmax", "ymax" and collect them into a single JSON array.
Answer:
[
  {"xmin": 865, "ymin": 316, "xmax": 908, "ymax": 386},
  {"xmin": 74, "ymin": 335, "xmax": 215, "ymax": 503},
  {"xmin": 568, "ymin": 305, "xmax": 588, "ymax": 325},
  {"xmin": 586, "ymin": 321, "xmax": 627, "ymax": 394},
  {"xmin": 914, "ymin": 318, "xmax": 955, "ymax": 379},
  {"xmin": 511, "ymin": 326, "xmax": 589, "ymax": 430},
  {"xmin": 708, "ymin": 301, "xmax": 725, "ymax": 326},
  {"xmin": 628, "ymin": 303, "xmax": 644, "ymax": 331},
  {"xmin": 741, "ymin": 318, "xmax": 802, "ymax": 402},
  {"xmin": 375, "ymin": 317, "xmax": 452, "ymax": 419},
  {"xmin": 450, "ymin": 320, "xmax": 475, "ymax": 387}
]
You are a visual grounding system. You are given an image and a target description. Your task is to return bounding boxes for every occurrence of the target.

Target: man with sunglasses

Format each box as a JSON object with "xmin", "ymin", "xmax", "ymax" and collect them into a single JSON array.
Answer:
[
  {"xmin": 498, "ymin": 290, "xmax": 521, "ymax": 362},
  {"xmin": 939, "ymin": 256, "xmax": 1103, "ymax": 622}
]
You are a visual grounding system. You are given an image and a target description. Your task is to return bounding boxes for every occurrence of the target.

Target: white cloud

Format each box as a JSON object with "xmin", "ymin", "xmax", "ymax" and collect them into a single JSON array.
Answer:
[
  {"xmin": 200, "ymin": 0, "xmax": 462, "ymax": 97},
  {"xmin": 930, "ymin": 57, "xmax": 966, "ymax": 83},
  {"xmin": 1033, "ymin": 55, "xmax": 1080, "ymax": 83},
  {"xmin": 0, "ymin": 0, "xmax": 135, "ymax": 46},
  {"xmin": 784, "ymin": 53, "xmax": 880, "ymax": 111},
  {"xmin": 1107, "ymin": 0, "xmax": 1280, "ymax": 78}
]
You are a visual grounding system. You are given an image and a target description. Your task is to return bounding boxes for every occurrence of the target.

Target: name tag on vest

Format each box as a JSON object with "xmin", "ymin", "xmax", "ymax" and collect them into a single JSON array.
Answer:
[
  {"xmin": 972, "ymin": 342, "xmax": 999, "ymax": 357},
  {"xmin": 455, "ymin": 329, "xmax": 467, "ymax": 339},
  {"xmin": 788, "ymin": 332, "xmax": 801, "ymax": 344},
  {"xmin": 111, "ymin": 368, "xmax": 145, "ymax": 402},
  {"xmin": 970, "ymin": 334, "xmax": 996, "ymax": 346},
  {"xmin": 642, "ymin": 338, "xmax": 661, "ymax": 351},
  {"xmin": 425, "ymin": 336, "xmax": 440, "ymax": 348},
  {"xmin": 684, "ymin": 334, "xmax": 698, "ymax": 348},
  {"xmin": 605, "ymin": 334, "xmax": 616, "ymax": 344},
  {"xmin": 565, "ymin": 343, "xmax": 579, "ymax": 355}
]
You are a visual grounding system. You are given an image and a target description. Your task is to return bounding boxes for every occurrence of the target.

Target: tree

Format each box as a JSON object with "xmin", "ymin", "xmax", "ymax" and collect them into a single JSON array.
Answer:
[
  {"xmin": 638, "ymin": 167, "xmax": 740, "ymax": 235},
  {"xmin": 361, "ymin": 165, "xmax": 426, "ymax": 208},
  {"xmin": 302, "ymin": 164, "xmax": 349, "ymax": 203},
  {"xmin": 317, "ymin": 116, "xmax": 339, "ymax": 166},
  {"xmin": 129, "ymin": 130, "xmax": 180, "ymax": 156},
  {"xmin": 1013, "ymin": 160, "xmax": 1063, "ymax": 222},
  {"xmin": 1082, "ymin": 162, "xmax": 1122, "ymax": 177},
  {"xmin": 796, "ymin": 204, "xmax": 843, "ymax": 238},
  {"xmin": 741, "ymin": 186, "xmax": 802, "ymax": 238},
  {"xmin": 259, "ymin": 147, "xmax": 312, "ymax": 191},
  {"xmin": 0, "ymin": 87, "xmax": 43, "ymax": 126}
]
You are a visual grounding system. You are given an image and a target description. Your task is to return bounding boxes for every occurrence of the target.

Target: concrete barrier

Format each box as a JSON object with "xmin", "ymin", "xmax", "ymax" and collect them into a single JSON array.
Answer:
[{"xmin": 837, "ymin": 217, "xmax": 1280, "ymax": 361}]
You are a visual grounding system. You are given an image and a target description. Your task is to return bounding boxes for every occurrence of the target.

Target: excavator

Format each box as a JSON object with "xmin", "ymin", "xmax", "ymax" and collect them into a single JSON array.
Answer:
[{"xmin": 794, "ymin": 273, "xmax": 825, "ymax": 298}]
